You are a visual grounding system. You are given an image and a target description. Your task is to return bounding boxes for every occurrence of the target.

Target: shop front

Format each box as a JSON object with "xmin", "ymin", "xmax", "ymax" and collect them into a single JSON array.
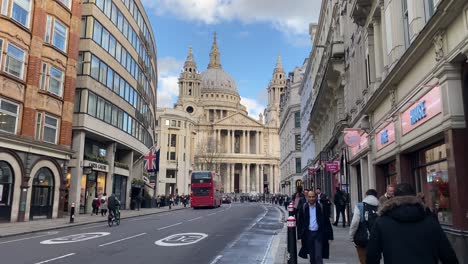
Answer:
[
  {"xmin": 30, "ymin": 168, "xmax": 55, "ymax": 220},
  {"xmin": 80, "ymin": 161, "xmax": 107, "ymax": 214},
  {"xmin": 0, "ymin": 161, "xmax": 13, "ymax": 222},
  {"xmin": 112, "ymin": 174, "xmax": 128, "ymax": 209},
  {"xmin": 348, "ymin": 132, "xmax": 369, "ymax": 204}
]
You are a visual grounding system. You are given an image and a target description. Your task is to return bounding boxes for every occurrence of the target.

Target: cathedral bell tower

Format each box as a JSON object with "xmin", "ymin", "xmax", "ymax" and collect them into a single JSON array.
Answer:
[
  {"xmin": 176, "ymin": 46, "xmax": 202, "ymax": 110},
  {"xmin": 264, "ymin": 54, "xmax": 286, "ymax": 127}
]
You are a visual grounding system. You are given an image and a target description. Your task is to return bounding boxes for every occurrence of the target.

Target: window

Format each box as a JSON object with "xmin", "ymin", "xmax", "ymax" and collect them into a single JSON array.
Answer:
[
  {"xmin": 74, "ymin": 90, "xmax": 81, "ymax": 112},
  {"xmin": 171, "ymin": 120, "xmax": 176, "ymax": 127},
  {"xmin": 40, "ymin": 63, "xmax": 64, "ymax": 96},
  {"xmin": 424, "ymin": 0, "xmax": 435, "ymax": 22},
  {"xmin": 93, "ymin": 20, "xmax": 102, "ymax": 44},
  {"xmin": 45, "ymin": 16, "xmax": 68, "ymax": 52},
  {"xmin": 11, "ymin": 0, "xmax": 32, "ymax": 27},
  {"xmin": 170, "ymin": 134, "xmax": 176, "ymax": 147},
  {"xmin": 402, "ymin": 0, "xmax": 410, "ymax": 48},
  {"xmin": 415, "ymin": 143, "xmax": 451, "ymax": 224},
  {"xmin": 169, "ymin": 152, "xmax": 176, "ymax": 161},
  {"xmin": 296, "ymin": 158, "xmax": 301, "ymax": 173},
  {"xmin": 0, "ymin": 98, "xmax": 19, "ymax": 134},
  {"xmin": 88, "ymin": 92, "xmax": 97, "ymax": 116},
  {"xmin": 90, "ymin": 56, "xmax": 99, "ymax": 80},
  {"xmin": 4, "ymin": 43, "xmax": 25, "ymax": 79},
  {"xmin": 43, "ymin": 114, "xmax": 59, "ymax": 144},
  {"xmin": 35, "ymin": 112, "xmax": 42, "ymax": 140},
  {"xmin": 57, "ymin": 0, "xmax": 71, "ymax": 9},
  {"xmin": 295, "ymin": 135, "xmax": 301, "ymax": 151},
  {"xmin": 294, "ymin": 111, "xmax": 300, "ymax": 128}
]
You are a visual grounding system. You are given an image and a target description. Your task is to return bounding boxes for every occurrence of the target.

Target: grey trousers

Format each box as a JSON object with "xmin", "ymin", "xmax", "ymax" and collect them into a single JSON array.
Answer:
[{"xmin": 306, "ymin": 230, "xmax": 323, "ymax": 264}]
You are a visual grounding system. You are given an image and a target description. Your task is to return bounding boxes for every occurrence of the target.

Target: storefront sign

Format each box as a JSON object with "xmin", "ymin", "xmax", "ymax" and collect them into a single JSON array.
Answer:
[
  {"xmin": 84, "ymin": 160, "xmax": 108, "ymax": 172},
  {"xmin": 350, "ymin": 133, "xmax": 369, "ymax": 158},
  {"xmin": 326, "ymin": 161, "xmax": 340, "ymax": 173},
  {"xmin": 401, "ymin": 86, "xmax": 442, "ymax": 135},
  {"xmin": 376, "ymin": 122, "xmax": 395, "ymax": 151},
  {"xmin": 307, "ymin": 166, "xmax": 315, "ymax": 176},
  {"xmin": 296, "ymin": 180, "xmax": 303, "ymax": 188},
  {"xmin": 343, "ymin": 128, "xmax": 362, "ymax": 147}
]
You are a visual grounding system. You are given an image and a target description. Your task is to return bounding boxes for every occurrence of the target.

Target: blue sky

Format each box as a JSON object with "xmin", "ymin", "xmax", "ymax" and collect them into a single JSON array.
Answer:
[{"xmin": 141, "ymin": 0, "xmax": 321, "ymax": 118}]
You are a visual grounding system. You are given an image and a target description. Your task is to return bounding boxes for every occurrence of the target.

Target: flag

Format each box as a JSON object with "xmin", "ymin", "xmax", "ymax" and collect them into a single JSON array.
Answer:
[{"xmin": 144, "ymin": 147, "xmax": 160, "ymax": 172}]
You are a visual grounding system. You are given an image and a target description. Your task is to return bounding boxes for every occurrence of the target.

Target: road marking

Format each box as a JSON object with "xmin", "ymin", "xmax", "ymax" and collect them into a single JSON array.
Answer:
[
  {"xmin": 0, "ymin": 231, "xmax": 58, "ymax": 245},
  {"xmin": 80, "ymin": 224, "xmax": 104, "ymax": 230},
  {"xmin": 155, "ymin": 233, "xmax": 208, "ymax": 247},
  {"xmin": 98, "ymin": 233, "xmax": 146, "ymax": 247},
  {"xmin": 207, "ymin": 212, "xmax": 217, "ymax": 216},
  {"xmin": 209, "ymin": 255, "xmax": 223, "ymax": 264},
  {"xmin": 157, "ymin": 222, "xmax": 182, "ymax": 230},
  {"xmin": 261, "ymin": 234, "xmax": 274, "ymax": 264},
  {"xmin": 187, "ymin": 216, "xmax": 202, "ymax": 222},
  {"xmin": 34, "ymin": 253, "xmax": 75, "ymax": 264},
  {"xmin": 40, "ymin": 232, "xmax": 110, "ymax": 244},
  {"xmin": 128, "ymin": 216, "xmax": 152, "ymax": 222}
]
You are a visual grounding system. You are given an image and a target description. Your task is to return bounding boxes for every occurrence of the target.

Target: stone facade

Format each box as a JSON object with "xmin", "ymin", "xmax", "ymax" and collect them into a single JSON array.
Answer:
[
  {"xmin": 69, "ymin": 0, "xmax": 157, "ymax": 214},
  {"xmin": 279, "ymin": 60, "xmax": 307, "ymax": 196},
  {"xmin": 303, "ymin": 0, "xmax": 468, "ymax": 260},
  {"xmin": 0, "ymin": 0, "xmax": 81, "ymax": 222},
  {"xmin": 157, "ymin": 35, "xmax": 281, "ymax": 196}
]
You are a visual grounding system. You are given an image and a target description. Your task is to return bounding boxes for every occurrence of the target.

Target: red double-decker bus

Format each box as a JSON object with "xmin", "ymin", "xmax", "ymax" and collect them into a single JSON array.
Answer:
[{"xmin": 191, "ymin": 171, "xmax": 222, "ymax": 209}]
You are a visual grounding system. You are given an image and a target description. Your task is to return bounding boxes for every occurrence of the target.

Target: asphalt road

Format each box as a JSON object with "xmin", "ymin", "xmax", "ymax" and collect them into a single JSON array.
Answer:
[{"xmin": 0, "ymin": 203, "xmax": 284, "ymax": 264}]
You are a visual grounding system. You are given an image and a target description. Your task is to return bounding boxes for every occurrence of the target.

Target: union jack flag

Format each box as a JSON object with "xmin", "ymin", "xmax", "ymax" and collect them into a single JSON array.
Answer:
[{"xmin": 144, "ymin": 147, "xmax": 160, "ymax": 172}]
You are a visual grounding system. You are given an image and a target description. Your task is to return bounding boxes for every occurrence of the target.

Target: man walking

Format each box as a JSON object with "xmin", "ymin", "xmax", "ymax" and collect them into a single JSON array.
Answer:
[
  {"xmin": 298, "ymin": 190, "xmax": 334, "ymax": 264},
  {"xmin": 333, "ymin": 187, "xmax": 347, "ymax": 227},
  {"xmin": 378, "ymin": 185, "xmax": 394, "ymax": 206},
  {"xmin": 349, "ymin": 189, "xmax": 379, "ymax": 264},
  {"xmin": 366, "ymin": 183, "xmax": 458, "ymax": 264}
]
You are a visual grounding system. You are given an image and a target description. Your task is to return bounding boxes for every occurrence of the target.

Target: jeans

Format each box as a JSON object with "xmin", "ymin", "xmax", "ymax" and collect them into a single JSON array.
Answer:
[{"xmin": 306, "ymin": 230, "xmax": 323, "ymax": 264}]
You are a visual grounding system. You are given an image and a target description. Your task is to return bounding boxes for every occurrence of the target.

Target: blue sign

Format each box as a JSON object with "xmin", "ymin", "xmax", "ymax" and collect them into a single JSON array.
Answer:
[
  {"xmin": 380, "ymin": 129, "xmax": 389, "ymax": 145},
  {"xmin": 410, "ymin": 100, "xmax": 427, "ymax": 125}
]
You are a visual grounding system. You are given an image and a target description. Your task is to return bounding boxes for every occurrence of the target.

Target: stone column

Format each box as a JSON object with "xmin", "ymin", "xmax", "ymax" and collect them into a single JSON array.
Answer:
[
  {"xmin": 380, "ymin": 1, "xmax": 388, "ymax": 71},
  {"xmin": 226, "ymin": 163, "xmax": 231, "ymax": 193},
  {"xmin": 106, "ymin": 143, "xmax": 116, "ymax": 196},
  {"xmin": 246, "ymin": 164, "xmax": 251, "ymax": 193},
  {"xmin": 231, "ymin": 130, "xmax": 235, "ymax": 153},
  {"xmin": 269, "ymin": 165, "xmax": 273, "ymax": 194},
  {"xmin": 246, "ymin": 131, "xmax": 250, "ymax": 154},
  {"xmin": 256, "ymin": 164, "xmax": 260, "ymax": 192},
  {"xmin": 241, "ymin": 163, "xmax": 246, "ymax": 193},
  {"xmin": 259, "ymin": 131, "xmax": 263, "ymax": 154},
  {"xmin": 231, "ymin": 163, "xmax": 235, "ymax": 193},
  {"xmin": 373, "ymin": 18, "xmax": 383, "ymax": 82},
  {"xmin": 255, "ymin": 131, "xmax": 259, "ymax": 154},
  {"xmin": 70, "ymin": 130, "xmax": 86, "ymax": 212},
  {"xmin": 217, "ymin": 129, "xmax": 221, "ymax": 152}
]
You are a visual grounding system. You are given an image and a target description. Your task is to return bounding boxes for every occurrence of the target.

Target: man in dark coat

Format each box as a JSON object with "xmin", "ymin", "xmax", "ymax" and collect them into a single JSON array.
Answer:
[
  {"xmin": 298, "ymin": 190, "xmax": 334, "ymax": 263},
  {"xmin": 333, "ymin": 187, "xmax": 347, "ymax": 227},
  {"xmin": 366, "ymin": 183, "xmax": 458, "ymax": 264}
]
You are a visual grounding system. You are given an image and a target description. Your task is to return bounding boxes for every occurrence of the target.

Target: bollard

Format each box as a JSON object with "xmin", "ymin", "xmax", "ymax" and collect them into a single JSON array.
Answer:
[
  {"xmin": 69, "ymin": 202, "xmax": 75, "ymax": 223},
  {"xmin": 288, "ymin": 202, "xmax": 294, "ymax": 217},
  {"xmin": 287, "ymin": 216, "xmax": 298, "ymax": 264}
]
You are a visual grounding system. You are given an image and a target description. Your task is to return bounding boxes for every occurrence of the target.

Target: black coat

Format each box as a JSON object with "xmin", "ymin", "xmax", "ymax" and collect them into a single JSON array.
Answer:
[
  {"xmin": 298, "ymin": 201, "xmax": 334, "ymax": 259},
  {"xmin": 366, "ymin": 196, "xmax": 458, "ymax": 264}
]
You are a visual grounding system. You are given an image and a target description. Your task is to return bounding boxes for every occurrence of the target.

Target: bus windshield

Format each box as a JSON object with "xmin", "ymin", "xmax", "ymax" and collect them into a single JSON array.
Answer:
[{"xmin": 191, "ymin": 172, "xmax": 212, "ymax": 183}]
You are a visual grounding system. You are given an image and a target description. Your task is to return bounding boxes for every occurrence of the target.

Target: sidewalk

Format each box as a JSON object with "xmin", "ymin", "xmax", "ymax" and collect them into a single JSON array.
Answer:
[
  {"xmin": 273, "ymin": 210, "xmax": 358, "ymax": 264},
  {"xmin": 0, "ymin": 205, "xmax": 188, "ymax": 238}
]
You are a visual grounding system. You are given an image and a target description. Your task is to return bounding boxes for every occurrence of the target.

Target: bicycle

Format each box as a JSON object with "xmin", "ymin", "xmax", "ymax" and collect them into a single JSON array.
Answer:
[{"xmin": 107, "ymin": 206, "xmax": 120, "ymax": 227}]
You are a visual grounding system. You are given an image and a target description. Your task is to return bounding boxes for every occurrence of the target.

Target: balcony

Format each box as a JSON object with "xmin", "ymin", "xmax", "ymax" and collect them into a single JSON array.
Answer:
[{"xmin": 350, "ymin": 0, "xmax": 372, "ymax": 27}]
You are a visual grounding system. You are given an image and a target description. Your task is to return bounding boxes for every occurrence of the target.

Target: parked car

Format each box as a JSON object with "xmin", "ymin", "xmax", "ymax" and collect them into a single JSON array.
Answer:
[{"xmin": 222, "ymin": 195, "xmax": 232, "ymax": 204}]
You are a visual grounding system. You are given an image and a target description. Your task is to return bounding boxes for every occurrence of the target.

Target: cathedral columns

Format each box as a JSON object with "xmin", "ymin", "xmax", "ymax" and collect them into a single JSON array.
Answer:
[
  {"xmin": 269, "ymin": 165, "xmax": 273, "ymax": 194},
  {"xmin": 246, "ymin": 164, "xmax": 251, "ymax": 193},
  {"xmin": 246, "ymin": 131, "xmax": 250, "ymax": 154},
  {"xmin": 226, "ymin": 163, "xmax": 230, "ymax": 193},
  {"xmin": 230, "ymin": 163, "xmax": 235, "ymax": 193},
  {"xmin": 241, "ymin": 163, "xmax": 246, "ymax": 193}
]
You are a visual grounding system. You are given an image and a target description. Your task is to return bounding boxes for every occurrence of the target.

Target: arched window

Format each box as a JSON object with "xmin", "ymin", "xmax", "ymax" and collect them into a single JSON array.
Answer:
[{"xmin": 0, "ymin": 161, "xmax": 14, "ymax": 221}]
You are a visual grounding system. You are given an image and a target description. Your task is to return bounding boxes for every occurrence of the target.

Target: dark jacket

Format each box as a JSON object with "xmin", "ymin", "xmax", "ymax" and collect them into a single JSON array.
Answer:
[
  {"xmin": 333, "ymin": 190, "xmax": 346, "ymax": 207},
  {"xmin": 366, "ymin": 196, "xmax": 458, "ymax": 264},
  {"xmin": 298, "ymin": 201, "xmax": 334, "ymax": 259},
  {"xmin": 107, "ymin": 195, "xmax": 120, "ymax": 209}
]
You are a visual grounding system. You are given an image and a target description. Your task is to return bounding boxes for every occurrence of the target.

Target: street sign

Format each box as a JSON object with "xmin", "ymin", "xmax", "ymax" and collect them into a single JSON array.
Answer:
[
  {"xmin": 154, "ymin": 233, "xmax": 208, "ymax": 247},
  {"xmin": 40, "ymin": 232, "xmax": 110, "ymax": 244}
]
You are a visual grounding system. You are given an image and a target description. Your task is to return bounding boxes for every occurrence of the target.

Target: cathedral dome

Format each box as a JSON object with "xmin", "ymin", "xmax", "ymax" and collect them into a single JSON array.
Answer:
[{"xmin": 200, "ymin": 68, "xmax": 238, "ymax": 95}]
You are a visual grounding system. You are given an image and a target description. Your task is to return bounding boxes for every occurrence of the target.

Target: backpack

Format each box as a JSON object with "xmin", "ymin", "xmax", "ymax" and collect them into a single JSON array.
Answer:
[
  {"xmin": 101, "ymin": 198, "xmax": 106, "ymax": 204},
  {"xmin": 353, "ymin": 202, "xmax": 378, "ymax": 247}
]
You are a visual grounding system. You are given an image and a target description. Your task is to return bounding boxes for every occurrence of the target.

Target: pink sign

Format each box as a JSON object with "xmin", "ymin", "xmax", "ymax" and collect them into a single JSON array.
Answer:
[
  {"xmin": 326, "ymin": 161, "xmax": 340, "ymax": 173},
  {"xmin": 376, "ymin": 122, "xmax": 395, "ymax": 151},
  {"xmin": 401, "ymin": 86, "xmax": 442, "ymax": 135},
  {"xmin": 344, "ymin": 128, "xmax": 362, "ymax": 147},
  {"xmin": 350, "ymin": 133, "xmax": 369, "ymax": 158}
]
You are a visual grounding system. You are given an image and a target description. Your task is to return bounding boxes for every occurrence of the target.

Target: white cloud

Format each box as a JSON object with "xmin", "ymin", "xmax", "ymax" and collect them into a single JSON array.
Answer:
[
  {"xmin": 157, "ymin": 57, "xmax": 184, "ymax": 108},
  {"xmin": 240, "ymin": 97, "xmax": 266, "ymax": 119},
  {"xmin": 142, "ymin": 0, "xmax": 321, "ymax": 41}
]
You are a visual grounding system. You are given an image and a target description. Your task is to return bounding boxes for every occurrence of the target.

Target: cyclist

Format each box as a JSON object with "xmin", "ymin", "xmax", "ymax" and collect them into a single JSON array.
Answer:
[{"xmin": 107, "ymin": 193, "xmax": 121, "ymax": 221}]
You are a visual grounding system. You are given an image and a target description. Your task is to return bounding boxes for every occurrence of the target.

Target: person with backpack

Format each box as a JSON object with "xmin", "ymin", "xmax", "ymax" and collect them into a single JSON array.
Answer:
[
  {"xmin": 333, "ymin": 187, "xmax": 347, "ymax": 227},
  {"xmin": 100, "ymin": 193, "xmax": 107, "ymax": 216},
  {"xmin": 349, "ymin": 189, "xmax": 379, "ymax": 264},
  {"xmin": 366, "ymin": 183, "xmax": 458, "ymax": 264}
]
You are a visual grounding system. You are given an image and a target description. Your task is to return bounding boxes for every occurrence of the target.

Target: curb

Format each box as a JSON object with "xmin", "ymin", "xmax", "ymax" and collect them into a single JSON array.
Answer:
[{"xmin": 0, "ymin": 207, "xmax": 188, "ymax": 238}]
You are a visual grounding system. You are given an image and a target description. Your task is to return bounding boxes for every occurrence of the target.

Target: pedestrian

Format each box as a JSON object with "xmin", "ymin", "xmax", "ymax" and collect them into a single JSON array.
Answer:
[
  {"xmin": 366, "ymin": 183, "xmax": 458, "ymax": 264},
  {"xmin": 284, "ymin": 195, "xmax": 290, "ymax": 211},
  {"xmin": 100, "ymin": 192, "xmax": 107, "ymax": 216},
  {"xmin": 315, "ymin": 188, "xmax": 332, "ymax": 218},
  {"xmin": 292, "ymin": 186, "xmax": 305, "ymax": 216},
  {"xmin": 107, "ymin": 193, "xmax": 120, "ymax": 219},
  {"xmin": 333, "ymin": 187, "xmax": 347, "ymax": 227},
  {"xmin": 91, "ymin": 195, "xmax": 100, "ymax": 216},
  {"xmin": 349, "ymin": 189, "xmax": 379, "ymax": 264},
  {"xmin": 298, "ymin": 190, "xmax": 334, "ymax": 263},
  {"xmin": 378, "ymin": 185, "xmax": 394, "ymax": 207},
  {"xmin": 169, "ymin": 195, "xmax": 174, "ymax": 209},
  {"xmin": 156, "ymin": 195, "xmax": 161, "ymax": 208},
  {"xmin": 136, "ymin": 193, "xmax": 142, "ymax": 211}
]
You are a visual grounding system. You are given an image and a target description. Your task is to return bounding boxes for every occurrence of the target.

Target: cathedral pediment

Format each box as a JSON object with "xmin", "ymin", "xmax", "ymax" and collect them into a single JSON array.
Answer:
[{"xmin": 215, "ymin": 113, "xmax": 263, "ymax": 127}]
